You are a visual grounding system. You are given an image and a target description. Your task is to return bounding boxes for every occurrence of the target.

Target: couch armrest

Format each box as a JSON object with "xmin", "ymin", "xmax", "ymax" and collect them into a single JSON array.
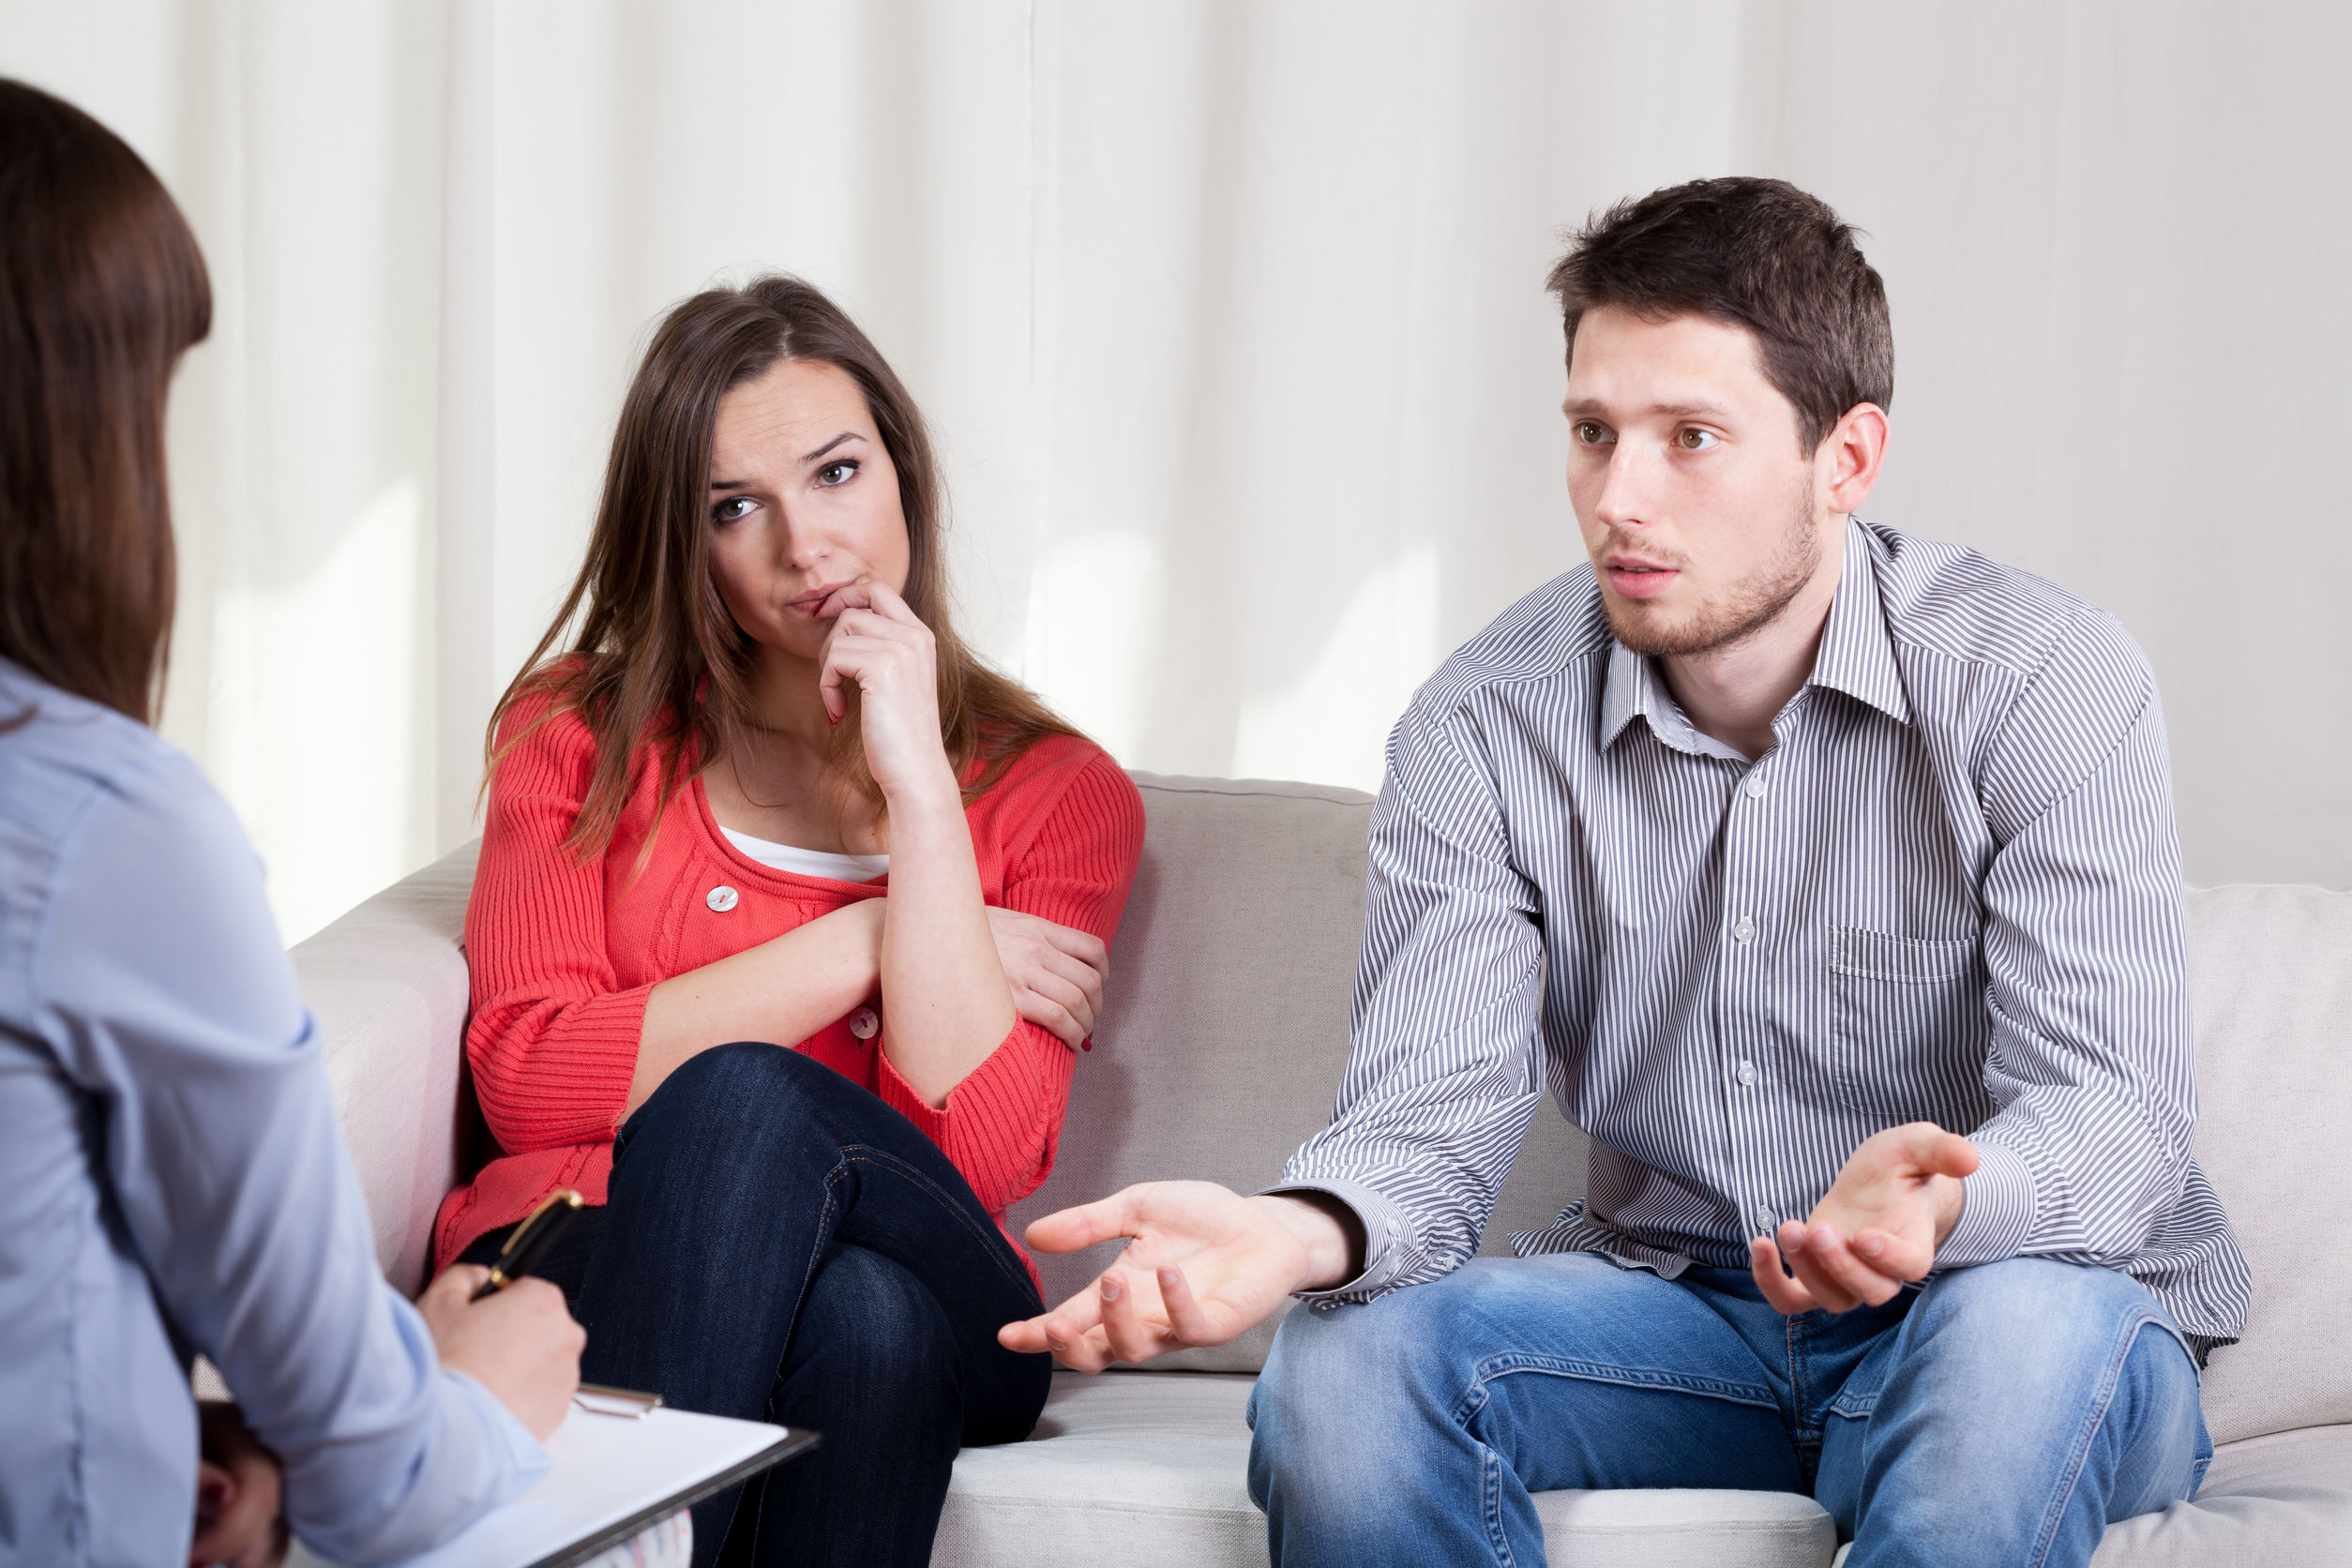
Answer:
[{"xmin": 289, "ymin": 840, "xmax": 481, "ymax": 1296}]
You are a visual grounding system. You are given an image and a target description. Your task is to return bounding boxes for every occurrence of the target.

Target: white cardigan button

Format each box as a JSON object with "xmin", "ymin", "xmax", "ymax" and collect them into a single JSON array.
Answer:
[
  {"xmin": 706, "ymin": 885, "xmax": 739, "ymax": 912},
  {"xmin": 850, "ymin": 1007, "xmax": 880, "ymax": 1040}
]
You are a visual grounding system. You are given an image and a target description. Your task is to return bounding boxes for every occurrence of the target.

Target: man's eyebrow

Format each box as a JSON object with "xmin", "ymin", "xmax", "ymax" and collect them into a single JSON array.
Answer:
[{"xmin": 1562, "ymin": 399, "xmax": 1736, "ymax": 420}]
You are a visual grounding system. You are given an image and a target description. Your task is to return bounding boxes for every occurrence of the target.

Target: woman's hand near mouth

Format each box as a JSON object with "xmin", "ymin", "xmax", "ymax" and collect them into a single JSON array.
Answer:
[{"xmin": 815, "ymin": 580, "xmax": 958, "ymax": 806}]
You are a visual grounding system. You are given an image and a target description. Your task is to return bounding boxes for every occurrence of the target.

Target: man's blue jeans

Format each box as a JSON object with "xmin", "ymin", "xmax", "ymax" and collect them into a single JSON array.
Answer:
[{"xmin": 1246, "ymin": 1252, "xmax": 2209, "ymax": 1568}]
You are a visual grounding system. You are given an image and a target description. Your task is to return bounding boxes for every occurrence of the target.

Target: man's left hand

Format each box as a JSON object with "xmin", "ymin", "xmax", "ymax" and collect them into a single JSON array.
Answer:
[{"xmin": 1748, "ymin": 1122, "xmax": 1978, "ymax": 1315}]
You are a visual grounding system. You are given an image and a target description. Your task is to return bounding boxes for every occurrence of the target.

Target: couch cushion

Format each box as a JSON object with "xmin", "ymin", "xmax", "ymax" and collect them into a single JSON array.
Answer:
[
  {"xmin": 292, "ymin": 840, "xmax": 480, "ymax": 1295},
  {"xmin": 2090, "ymin": 1424, "xmax": 2352, "ymax": 1566},
  {"xmin": 947, "ymin": 1378, "xmax": 2352, "ymax": 1568},
  {"xmin": 936, "ymin": 1370, "xmax": 1839, "ymax": 1568},
  {"xmin": 1008, "ymin": 776, "xmax": 1588, "ymax": 1372},
  {"xmin": 2181, "ymin": 883, "xmax": 2352, "ymax": 1445}
]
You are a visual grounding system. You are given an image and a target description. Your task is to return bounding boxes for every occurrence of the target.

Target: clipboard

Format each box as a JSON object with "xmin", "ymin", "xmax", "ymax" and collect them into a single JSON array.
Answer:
[{"xmin": 288, "ymin": 1402, "xmax": 817, "ymax": 1568}]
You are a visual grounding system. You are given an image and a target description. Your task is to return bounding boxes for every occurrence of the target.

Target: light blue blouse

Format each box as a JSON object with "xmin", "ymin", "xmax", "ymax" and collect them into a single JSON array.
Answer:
[{"xmin": 0, "ymin": 661, "xmax": 546, "ymax": 1566}]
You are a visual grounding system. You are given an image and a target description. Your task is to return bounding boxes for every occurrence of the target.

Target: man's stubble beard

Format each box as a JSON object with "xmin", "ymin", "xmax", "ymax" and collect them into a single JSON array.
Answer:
[{"xmin": 1602, "ymin": 481, "xmax": 1824, "ymax": 660}]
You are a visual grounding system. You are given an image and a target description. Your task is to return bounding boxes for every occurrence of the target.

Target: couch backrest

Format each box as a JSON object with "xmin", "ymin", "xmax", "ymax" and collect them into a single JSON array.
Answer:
[
  {"xmin": 1005, "ymin": 775, "xmax": 1588, "ymax": 1373},
  {"xmin": 293, "ymin": 841, "xmax": 481, "ymax": 1296},
  {"xmin": 297, "ymin": 787, "xmax": 2352, "ymax": 1438},
  {"xmin": 2179, "ymin": 882, "xmax": 2352, "ymax": 1445}
]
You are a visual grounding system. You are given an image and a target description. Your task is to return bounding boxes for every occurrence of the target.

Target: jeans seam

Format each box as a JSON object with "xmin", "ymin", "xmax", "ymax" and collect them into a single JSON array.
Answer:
[
  {"xmin": 1455, "ymin": 1380, "xmax": 1517, "ymax": 1568},
  {"xmin": 1450, "ymin": 1350, "xmax": 1786, "ymax": 1564},
  {"xmin": 1466, "ymin": 1351, "xmax": 1781, "ymax": 1410},
  {"xmin": 1483, "ymin": 1445, "xmax": 1517, "ymax": 1568},
  {"xmin": 2027, "ymin": 1308, "xmax": 2163, "ymax": 1568},
  {"xmin": 837, "ymin": 1146, "xmax": 1035, "ymax": 1297}
]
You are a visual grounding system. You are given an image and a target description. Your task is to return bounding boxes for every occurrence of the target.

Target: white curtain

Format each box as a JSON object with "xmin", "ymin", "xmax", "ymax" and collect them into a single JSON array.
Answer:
[{"xmin": 5, "ymin": 1, "xmax": 2346, "ymax": 942}]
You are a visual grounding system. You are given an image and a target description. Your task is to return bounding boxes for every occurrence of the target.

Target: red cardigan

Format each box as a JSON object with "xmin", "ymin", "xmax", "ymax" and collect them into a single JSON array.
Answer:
[{"xmin": 431, "ymin": 696, "xmax": 1144, "ymax": 1276}]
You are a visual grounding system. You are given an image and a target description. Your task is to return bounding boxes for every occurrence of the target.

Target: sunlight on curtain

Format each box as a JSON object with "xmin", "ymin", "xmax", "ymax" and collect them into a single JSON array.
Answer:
[{"xmin": 2, "ymin": 0, "xmax": 2345, "ymax": 942}]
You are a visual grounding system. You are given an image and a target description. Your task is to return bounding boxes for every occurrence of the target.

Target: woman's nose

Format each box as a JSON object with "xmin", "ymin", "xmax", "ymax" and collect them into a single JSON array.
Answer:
[{"xmin": 772, "ymin": 503, "xmax": 830, "ymax": 569}]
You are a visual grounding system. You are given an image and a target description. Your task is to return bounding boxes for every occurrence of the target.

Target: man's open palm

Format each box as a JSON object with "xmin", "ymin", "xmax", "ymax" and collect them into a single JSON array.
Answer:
[
  {"xmin": 998, "ymin": 1182, "xmax": 1326, "ymax": 1371},
  {"xmin": 1749, "ymin": 1122, "xmax": 1978, "ymax": 1315}
]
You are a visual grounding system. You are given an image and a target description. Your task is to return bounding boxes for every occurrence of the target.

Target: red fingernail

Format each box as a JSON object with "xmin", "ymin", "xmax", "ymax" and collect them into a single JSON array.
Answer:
[{"xmin": 1080, "ymin": 1038, "xmax": 1093, "ymax": 1052}]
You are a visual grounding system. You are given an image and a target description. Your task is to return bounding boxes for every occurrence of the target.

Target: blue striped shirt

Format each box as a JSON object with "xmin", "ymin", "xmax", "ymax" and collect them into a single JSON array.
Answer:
[{"xmin": 1280, "ymin": 519, "xmax": 2249, "ymax": 1349}]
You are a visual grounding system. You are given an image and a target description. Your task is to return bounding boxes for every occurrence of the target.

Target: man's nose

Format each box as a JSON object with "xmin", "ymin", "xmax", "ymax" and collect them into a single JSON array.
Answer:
[{"xmin": 1591, "ymin": 444, "xmax": 1656, "ymax": 531}]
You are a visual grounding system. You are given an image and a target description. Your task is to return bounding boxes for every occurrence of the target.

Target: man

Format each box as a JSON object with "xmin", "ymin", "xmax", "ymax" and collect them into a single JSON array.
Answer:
[{"xmin": 1000, "ymin": 177, "xmax": 2247, "ymax": 1567}]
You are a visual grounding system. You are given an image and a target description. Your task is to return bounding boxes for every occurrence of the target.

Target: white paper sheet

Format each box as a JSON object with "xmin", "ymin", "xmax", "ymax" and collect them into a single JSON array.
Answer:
[{"xmin": 286, "ymin": 1405, "xmax": 796, "ymax": 1568}]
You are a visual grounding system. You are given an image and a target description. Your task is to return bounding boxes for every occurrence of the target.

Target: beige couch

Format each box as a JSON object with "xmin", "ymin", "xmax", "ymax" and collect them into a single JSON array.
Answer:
[{"xmin": 303, "ymin": 775, "xmax": 2352, "ymax": 1566}]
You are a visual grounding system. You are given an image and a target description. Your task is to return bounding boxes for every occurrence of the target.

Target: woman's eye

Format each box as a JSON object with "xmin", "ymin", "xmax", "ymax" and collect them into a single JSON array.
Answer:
[
  {"xmin": 712, "ymin": 494, "xmax": 757, "ymax": 523},
  {"xmin": 816, "ymin": 460, "xmax": 859, "ymax": 487},
  {"xmin": 1676, "ymin": 428, "xmax": 1720, "ymax": 451}
]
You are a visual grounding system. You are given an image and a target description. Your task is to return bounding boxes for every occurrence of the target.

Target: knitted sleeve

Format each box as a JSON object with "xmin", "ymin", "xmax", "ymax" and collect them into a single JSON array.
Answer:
[
  {"xmin": 870, "ymin": 746, "xmax": 1145, "ymax": 1213},
  {"xmin": 461, "ymin": 699, "xmax": 654, "ymax": 1153}
]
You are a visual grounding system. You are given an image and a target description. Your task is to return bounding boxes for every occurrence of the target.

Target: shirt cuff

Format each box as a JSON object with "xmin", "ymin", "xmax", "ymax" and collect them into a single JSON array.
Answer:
[
  {"xmin": 1935, "ymin": 1139, "xmax": 2038, "ymax": 1268},
  {"xmin": 1258, "ymin": 1178, "xmax": 1416, "ymax": 1306}
]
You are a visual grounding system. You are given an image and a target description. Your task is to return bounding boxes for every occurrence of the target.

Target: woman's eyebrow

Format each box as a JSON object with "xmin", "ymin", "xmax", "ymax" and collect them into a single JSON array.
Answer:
[{"xmin": 709, "ymin": 432, "xmax": 865, "ymax": 489}]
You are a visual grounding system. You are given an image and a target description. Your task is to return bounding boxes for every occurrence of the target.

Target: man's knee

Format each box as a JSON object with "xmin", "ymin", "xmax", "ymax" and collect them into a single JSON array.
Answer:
[
  {"xmin": 1249, "ymin": 1256, "xmax": 1647, "ymax": 1507},
  {"xmin": 1847, "ymin": 1259, "xmax": 2201, "ymax": 1485},
  {"xmin": 1905, "ymin": 1259, "xmax": 2179, "ymax": 1391},
  {"xmin": 1822, "ymin": 1261, "xmax": 2205, "ymax": 1545},
  {"xmin": 1247, "ymin": 1261, "xmax": 1500, "ymax": 1510}
]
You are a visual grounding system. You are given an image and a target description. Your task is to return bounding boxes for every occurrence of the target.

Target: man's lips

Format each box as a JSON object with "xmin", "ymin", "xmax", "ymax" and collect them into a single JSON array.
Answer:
[{"xmin": 1604, "ymin": 558, "xmax": 1680, "ymax": 601}]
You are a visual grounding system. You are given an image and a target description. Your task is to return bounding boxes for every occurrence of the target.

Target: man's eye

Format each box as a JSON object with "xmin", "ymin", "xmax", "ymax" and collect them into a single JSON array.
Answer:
[
  {"xmin": 816, "ymin": 460, "xmax": 859, "ymax": 487},
  {"xmin": 1677, "ymin": 428, "xmax": 1719, "ymax": 451},
  {"xmin": 1574, "ymin": 422, "xmax": 1611, "ymax": 445},
  {"xmin": 712, "ymin": 495, "xmax": 756, "ymax": 523}
]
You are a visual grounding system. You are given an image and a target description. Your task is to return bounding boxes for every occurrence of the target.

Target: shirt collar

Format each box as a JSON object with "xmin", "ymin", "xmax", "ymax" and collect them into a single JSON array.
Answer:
[
  {"xmin": 1597, "ymin": 517, "xmax": 1910, "ymax": 753},
  {"xmin": 1807, "ymin": 518, "xmax": 1911, "ymax": 725},
  {"xmin": 1599, "ymin": 642, "xmax": 1749, "ymax": 761}
]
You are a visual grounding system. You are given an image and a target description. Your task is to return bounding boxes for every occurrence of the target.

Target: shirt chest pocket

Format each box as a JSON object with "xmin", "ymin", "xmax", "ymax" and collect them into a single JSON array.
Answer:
[{"xmin": 1828, "ymin": 927, "xmax": 1986, "ymax": 1122}]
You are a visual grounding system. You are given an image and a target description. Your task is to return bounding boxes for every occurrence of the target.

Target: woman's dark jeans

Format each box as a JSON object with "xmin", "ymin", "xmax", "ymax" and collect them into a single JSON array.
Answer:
[{"xmin": 460, "ymin": 1043, "xmax": 1051, "ymax": 1567}]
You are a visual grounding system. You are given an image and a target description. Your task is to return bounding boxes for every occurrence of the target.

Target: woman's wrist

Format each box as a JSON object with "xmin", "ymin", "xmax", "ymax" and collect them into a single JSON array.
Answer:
[{"xmin": 880, "ymin": 765, "xmax": 970, "ymax": 837}]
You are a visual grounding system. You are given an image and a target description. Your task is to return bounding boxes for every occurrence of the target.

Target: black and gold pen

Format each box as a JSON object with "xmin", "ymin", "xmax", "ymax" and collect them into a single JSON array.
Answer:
[{"xmin": 470, "ymin": 1188, "xmax": 586, "ymax": 1302}]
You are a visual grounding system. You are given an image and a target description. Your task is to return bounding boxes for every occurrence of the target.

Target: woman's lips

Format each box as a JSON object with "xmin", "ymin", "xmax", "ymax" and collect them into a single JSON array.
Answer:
[
  {"xmin": 1606, "ymin": 564, "xmax": 1680, "ymax": 601},
  {"xmin": 787, "ymin": 581, "xmax": 853, "ymax": 613}
]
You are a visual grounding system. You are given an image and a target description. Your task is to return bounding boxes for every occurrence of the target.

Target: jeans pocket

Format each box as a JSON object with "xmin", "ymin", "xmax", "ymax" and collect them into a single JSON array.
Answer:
[{"xmin": 1828, "ymin": 927, "xmax": 1985, "ymax": 1119}]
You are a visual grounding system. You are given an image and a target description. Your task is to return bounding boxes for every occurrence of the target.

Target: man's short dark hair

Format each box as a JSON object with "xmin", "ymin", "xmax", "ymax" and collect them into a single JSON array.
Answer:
[{"xmin": 1547, "ymin": 177, "xmax": 1892, "ymax": 451}]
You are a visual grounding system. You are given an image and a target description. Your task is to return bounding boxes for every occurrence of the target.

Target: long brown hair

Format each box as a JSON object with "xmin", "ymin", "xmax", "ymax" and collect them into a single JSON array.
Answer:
[
  {"xmin": 0, "ymin": 80, "xmax": 212, "ymax": 727},
  {"xmin": 492, "ymin": 274, "xmax": 1078, "ymax": 856}
]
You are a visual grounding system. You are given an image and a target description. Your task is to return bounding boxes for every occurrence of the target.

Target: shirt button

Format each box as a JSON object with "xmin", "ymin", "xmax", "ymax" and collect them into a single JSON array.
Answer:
[
  {"xmin": 849, "ymin": 1006, "xmax": 880, "ymax": 1040},
  {"xmin": 706, "ymin": 885, "xmax": 739, "ymax": 912},
  {"xmin": 1755, "ymin": 1208, "xmax": 1778, "ymax": 1233},
  {"xmin": 1732, "ymin": 915, "xmax": 1756, "ymax": 943},
  {"xmin": 1744, "ymin": 776, "xmax": 1766, "ymax": 799},
  {"xmin": 1737, "ymin": 1060, "xmax": 1758, "ymax": 1086}
]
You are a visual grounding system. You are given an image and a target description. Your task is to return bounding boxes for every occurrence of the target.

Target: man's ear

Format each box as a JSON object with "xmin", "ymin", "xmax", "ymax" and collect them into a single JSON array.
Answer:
[{"xmin": 1820, "ymin": 402, "xmax": 1889, "ymax": 516}]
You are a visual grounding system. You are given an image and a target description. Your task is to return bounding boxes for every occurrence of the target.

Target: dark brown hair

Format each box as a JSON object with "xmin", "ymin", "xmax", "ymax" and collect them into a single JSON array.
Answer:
[
  {"xmin": 0, "ymin": 79, "xmax": 211, "ymax": 726},
  {"xmin": 492, "ymin": 274, "xmax": 1078, "ymax": 856},
  {"xmin": 1547, "ymin": 176, "xmax": 1892, "ymax": 451}
]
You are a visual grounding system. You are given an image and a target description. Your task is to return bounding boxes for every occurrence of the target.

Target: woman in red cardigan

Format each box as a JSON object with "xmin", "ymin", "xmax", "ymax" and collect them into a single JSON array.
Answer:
[{"xmin": 436, "ymin": 275, "xmax": 1143, "ymax": 1568}]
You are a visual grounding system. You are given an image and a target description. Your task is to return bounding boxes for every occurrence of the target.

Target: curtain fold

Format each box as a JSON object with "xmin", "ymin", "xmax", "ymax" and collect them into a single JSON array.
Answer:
[{"xmin": 4, "ymin": 0, "xmax": 2344, "ymax": 941}]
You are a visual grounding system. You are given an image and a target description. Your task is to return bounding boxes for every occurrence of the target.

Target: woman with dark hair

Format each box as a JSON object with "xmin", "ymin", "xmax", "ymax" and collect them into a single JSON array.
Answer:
[
  {"xmin": 0, "ymin": 79, "xmax": 581, "ymax": 1568},
  {"xmin": 438, "ymin": 276, "xmax": 1144, "ymax": 1566}
]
